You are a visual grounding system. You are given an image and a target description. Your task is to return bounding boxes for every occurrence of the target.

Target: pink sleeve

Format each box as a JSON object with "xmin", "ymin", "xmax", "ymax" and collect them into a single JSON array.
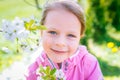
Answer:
[
  {"xmin": 84, "ymin": 54, "xmax": 104, "ymax": 80},
  {"xmin": 26, "ymin": 61, "xmax": 39, "ymax": 80}
]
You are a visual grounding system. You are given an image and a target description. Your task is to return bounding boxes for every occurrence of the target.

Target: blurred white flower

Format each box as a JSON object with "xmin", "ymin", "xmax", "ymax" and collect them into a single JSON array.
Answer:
[
  {"xmin": 1, "ymin": 19, "xmax": 15, "ymax": 41},
  {"xmin": 0, "ymin": 16, "xmax": 44, "ymax": 80},
  {"xmin": 55, "ymin": 69, "xmax": 66, "ymax": 80},
  {"xmin": 12, "ymin": 17, "xmax": 24, "ymax": 29},
  {"xmin": 1, "ymin": 17, "xmax": 30, "ymax": 41},
  {"xmin": 2, "ymin": 47, "xmax": 11, "ymax": 54},
  {"xmin": 22, "ymin": 45, "xmax": 39, "ymax": 54},
  {"xmin": 17, "ymin": 29, "xmax": 30, "ymax": 39},
  {"xmin": 1, "ymin": 16, "xmax": 41, "ymax": 54},
  {"xmin": 0, "ymin": 62, "xmax": 26, "ymax": 80},
  {"xmin": 2, "ymin": 19, "xmax": 12, "ymax": 33},
  {"xmin": 4, "ymin": 32, "xmax": 16, "ymax": 41},
  {"xmin": 22, "ymin": 15, "xmax": 35, "ymax": 22}
]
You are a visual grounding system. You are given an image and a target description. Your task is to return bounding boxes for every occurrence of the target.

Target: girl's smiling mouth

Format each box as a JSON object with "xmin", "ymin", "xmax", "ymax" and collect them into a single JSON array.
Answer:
[{"xmin": 51, "ymin": 48, "xmax": 68, "ymax": 54}]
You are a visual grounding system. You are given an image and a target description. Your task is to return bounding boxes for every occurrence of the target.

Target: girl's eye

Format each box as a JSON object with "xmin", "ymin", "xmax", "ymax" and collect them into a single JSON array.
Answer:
[
  {"xmin": 48, "ymin": 31, "xmax": 57, "ymax": 35},
  {"xmin": 68, "ymin": 34, "xmax": 76, "ymax": 38}
]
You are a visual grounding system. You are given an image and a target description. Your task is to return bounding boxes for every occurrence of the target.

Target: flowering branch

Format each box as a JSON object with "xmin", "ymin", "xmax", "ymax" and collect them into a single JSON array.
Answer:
[
  {"xmin": 37, "ymin": 65, "xmax": 66, "ymax": 80},
  {"xmin": 1, "ymin": 16, "xmax": 46, "ymax": 54}
]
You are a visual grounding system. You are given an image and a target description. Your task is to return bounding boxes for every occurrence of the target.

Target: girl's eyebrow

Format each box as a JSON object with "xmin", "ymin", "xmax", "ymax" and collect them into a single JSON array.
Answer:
[
  {"xmin": 47, "ymin": 27, "xmax": 58, "ymax": 30},
  {"xmin": 68, "ymin": 32, "xmax": 78, "ymax": 35}
]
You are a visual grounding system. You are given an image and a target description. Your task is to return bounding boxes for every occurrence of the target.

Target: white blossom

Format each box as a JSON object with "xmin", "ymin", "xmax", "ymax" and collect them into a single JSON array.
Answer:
[
  {"xmin": 1, "ymin": 17, "xmax": 30, "ymax": 41},
  {"xmin": 1, "ymin": 16, "xmax": 41, "ymax": 54},
  {"xmin": 55, "ymin": 69, "xmax": 66, "ymax": 80},
  {"xmin": 2, "ymin": 19, "xmax": 12, "ymax": 33},
  {"xmin": 1, "ymin": 47, "xmax": 11, "ymax": 54},
  {"xmin": 1, "ymin": 19, "xmax": 15, "ymax": 41},
  {"xmin": 0, "ymin": 16, "xmax": 44, "ymax": 79},
  {"xmin": 12, "ymin": 17, "xmax": 24, "ymax": 28},
  {"xmin": 17, "ymin": 29, "xmax": 30, "ymax": 39},
  {"xmin": 22, "ymin": 15, "xmax": 35, "ymax": 22},
  {"xmin": 22, "ymin": 44, "xmax": 39, "ymax": 54}
]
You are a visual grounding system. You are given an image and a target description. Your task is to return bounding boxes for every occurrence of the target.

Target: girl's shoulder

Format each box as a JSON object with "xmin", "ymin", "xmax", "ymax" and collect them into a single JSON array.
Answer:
[
  {"xmin": 69, "ymin": 45, "xmax": 99, "ymax": 70},
  {"xmin": 68, "ymin": 45, "xmax": 98, "ymax": 68},
  {"xmin": 78, "ymin": 45, "xmax": 97, "ymax": 63},
  {"xmin": 66, "ymin": 45, "xmax": 103, "ymax": 79},
  {"xmin": 77, "ymin": 45, "xmax": 103, "ymax": 79}
]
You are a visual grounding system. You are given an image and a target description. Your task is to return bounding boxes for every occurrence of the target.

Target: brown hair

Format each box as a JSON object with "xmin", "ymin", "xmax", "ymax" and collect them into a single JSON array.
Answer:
[{"xmin": 40, "ymin": 0, "xmax": 86, "ymax": 36}]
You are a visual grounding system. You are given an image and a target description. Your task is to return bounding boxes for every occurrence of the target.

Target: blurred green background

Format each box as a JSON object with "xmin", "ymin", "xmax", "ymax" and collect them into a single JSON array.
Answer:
[{"xmin": 0, "ymin": 0, "xmax": 120, "ymax": 80}]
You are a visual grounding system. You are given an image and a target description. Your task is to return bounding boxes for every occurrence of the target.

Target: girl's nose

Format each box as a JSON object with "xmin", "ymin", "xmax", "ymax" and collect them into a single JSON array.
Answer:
[{"xmin": 54, "ymin": 36, "xmax": 66, "ymax": 47}]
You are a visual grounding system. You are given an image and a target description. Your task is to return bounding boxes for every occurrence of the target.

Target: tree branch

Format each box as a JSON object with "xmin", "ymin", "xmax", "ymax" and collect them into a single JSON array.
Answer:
[{"xmin": 35, "ymin": 0, "xmax": 42, "ymax": 10}]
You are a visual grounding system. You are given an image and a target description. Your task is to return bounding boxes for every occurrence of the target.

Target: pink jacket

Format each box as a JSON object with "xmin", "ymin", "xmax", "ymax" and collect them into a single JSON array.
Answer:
[{"xmin": 26, "ymin": 46, "xmax": 103, "ymax": 80}]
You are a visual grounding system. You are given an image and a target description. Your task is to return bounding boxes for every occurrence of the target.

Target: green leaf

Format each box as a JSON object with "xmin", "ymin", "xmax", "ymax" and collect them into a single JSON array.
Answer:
[
  {"xmin": 50, "ymin": 68, "xmax": 56, "ymax": 75},
  {"xmin": 39, "ymin": 65, "xmax": 46, "ymax": 74},
  {"xmin": 29, "ymin": 25, "xmax": 38, "ymax": 31},
  {"xmin": 46, "ymin": 66, "xmax": 50, "ymax": 74},
  {"xmin": 39, "ymin": 65, "xmax": 57, "ymax": 80},
  {"xmin": 50, "ymin": 75, "xmax": 56, "ymax": 80},
  {"xmin": 42, "ymin": 76, "xmax": 48, "ymax": 80},
  {"xmin": 24, "ymin": 20, "xmax": 47, "ymax": 31},
  {"xmin": 24, "ymin": 19, "xmax": 35, "ymax": 31},
  {"xmin": 24, "ymin": 21, "xmax": 29, "ymax": 30},
  {"xmin": 29, "ymin": 19, "xmax": 34, "ymax": 26},
  {"xmin": 37, "ymin": 25, "xmax": 47, "ymax": 30}
]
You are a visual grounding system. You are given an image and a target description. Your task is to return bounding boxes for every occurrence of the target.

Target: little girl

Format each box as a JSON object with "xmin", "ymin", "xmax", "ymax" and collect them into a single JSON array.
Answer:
[{"xmin": 26, "ymin": 0, "xmax": 103, "ymax": 80}]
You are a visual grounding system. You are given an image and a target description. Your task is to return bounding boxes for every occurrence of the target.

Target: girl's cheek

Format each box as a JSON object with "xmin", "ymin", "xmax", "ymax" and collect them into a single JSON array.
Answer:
[
  {"xmin": 67, "ymin": 40, "xmax": 79, "ymax": 49},
  {"xmin": 44, "ymin": 35, "xmax": 55, "ymax": 43}
]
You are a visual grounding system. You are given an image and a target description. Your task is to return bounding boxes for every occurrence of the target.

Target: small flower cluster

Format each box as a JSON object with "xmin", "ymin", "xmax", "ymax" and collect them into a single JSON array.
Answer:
[
  {"xmin": 107, "ymin": 42, "xmax": 120, "ymax": 53},
  {"xmin": 1, "ymin": 16, "xmax": 46, "ymax": 54},
  {"xmin": 2, "ymin": 17, "xmax": 29, "ymax": 41},
  {"xmin": 36, "ymin": 65, "xmax": 66, "ymax": 80}
]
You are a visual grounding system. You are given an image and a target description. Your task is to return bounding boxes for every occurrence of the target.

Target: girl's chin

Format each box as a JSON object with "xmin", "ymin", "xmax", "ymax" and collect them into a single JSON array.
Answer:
[
  {"xmin": 52, "ymin": 57, "xmax": 65, "ymax": 63},
  {"xmin": 48, "ymin": 55, "xmax": 68, "ymax": 63}
]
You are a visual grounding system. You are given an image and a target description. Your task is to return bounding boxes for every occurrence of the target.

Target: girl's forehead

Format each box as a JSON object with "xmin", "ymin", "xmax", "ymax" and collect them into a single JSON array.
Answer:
[
  {"xmin": 47, "ymin": 9, "xmax": 72, "ymax": 17},
  {"xmin": 45, "ymin": 9, "xmax": 81, "ymax": 32},
  {"xmin": 45, "ymin": 9, "xmax": 80, "ymax": 24}
]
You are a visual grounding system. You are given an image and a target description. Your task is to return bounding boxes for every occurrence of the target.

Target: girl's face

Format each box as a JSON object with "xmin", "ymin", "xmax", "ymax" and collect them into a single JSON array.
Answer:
[{"xmin": 42, "ymin": 9, "xmax": 81, "ymax": 63}]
